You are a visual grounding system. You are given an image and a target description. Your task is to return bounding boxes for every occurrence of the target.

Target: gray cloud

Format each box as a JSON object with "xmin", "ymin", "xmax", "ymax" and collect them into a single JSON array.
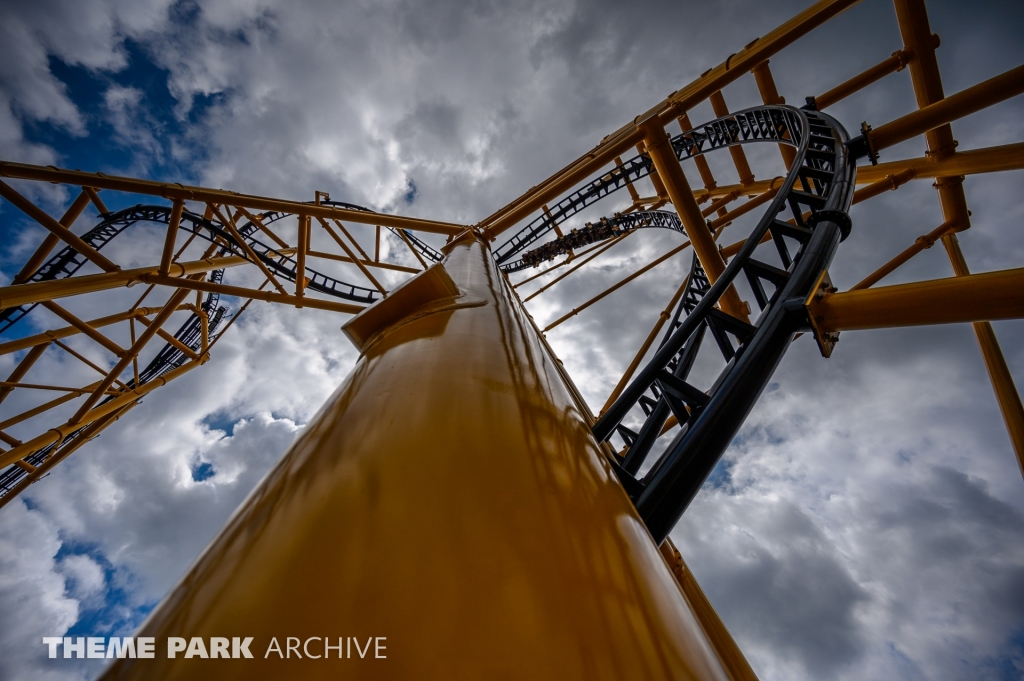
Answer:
[{"xmin": 1, "ymin": 0, "xmax": 1023, "ymax": 679}]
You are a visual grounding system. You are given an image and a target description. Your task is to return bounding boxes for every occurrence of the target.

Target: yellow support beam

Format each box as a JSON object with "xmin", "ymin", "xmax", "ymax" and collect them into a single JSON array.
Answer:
[
  {"xmin": 0, "ymin": 305, "xmax": 187, "ymax": 357},
  {"xmin": 0, "ymin": 161, "xmax": 466, "ymax": 237},
  {"xmin": 808, "ymin": 267, "xmax": 1024, "ymax": 331},
  {"xmin": 0, "ymin": 360, "xmax": 204, "ymax": 470},
  {"xmin": 481, "ymin": 0, "xmax": 860, "ymax": 238},
  {"xmin": 0, "ymin": 253, "xmax": 250, "ymax": 309},
  {"xmin": 867, "ymin": 65, "xmax": 1024, "ymax": 155},
  {"xmin": 701, "ymin": 143, "xmax": 1024, "ymax": 199},
  {"xmin": 637, "ymin": 116, "xmax": 748, "ymax": 321}
]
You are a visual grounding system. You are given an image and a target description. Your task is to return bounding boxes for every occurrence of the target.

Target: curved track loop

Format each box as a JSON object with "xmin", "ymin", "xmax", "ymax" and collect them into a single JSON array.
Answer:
[
  {"xmin": 513, "ymin": 210, "xmax": 683, "ymax": 271},
  {"xmin": 588, "ymin": 106, "xmax": 856, "ymax": 543},
  {"xmin": 494, "ymin": 105, "xmax": 805, "ymax": 267}
]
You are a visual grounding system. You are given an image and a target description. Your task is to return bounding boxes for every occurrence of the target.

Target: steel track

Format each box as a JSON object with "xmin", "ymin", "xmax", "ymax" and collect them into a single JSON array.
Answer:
[{"xmin": 514, "ymin": 105, "xmax": 858, "ymax": 543}]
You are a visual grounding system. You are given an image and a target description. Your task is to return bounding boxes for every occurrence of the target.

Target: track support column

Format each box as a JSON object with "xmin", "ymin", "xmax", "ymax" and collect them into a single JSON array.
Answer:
[
  {"xmin": 100, "ymin": 233, "xmax": 734, "ymax": 681},
  {"xmin": 637, "ymin": 117, "xmax": 749, "ymax": 321}
]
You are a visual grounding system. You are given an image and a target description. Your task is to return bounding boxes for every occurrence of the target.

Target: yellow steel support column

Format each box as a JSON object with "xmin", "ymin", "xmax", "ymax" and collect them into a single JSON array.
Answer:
[
  {"xmin": 867, "ymin": 65, "xmax": 1024, "ymax": 154},
  {"xmin": 750, "ymin": 61, "xmax": 796, "ymax": 169},
  {"xmin": 677, "ymin": 112, "xmax": 722, "ymax": 205},
  {"xmin": 942, "ymin": 236, "xmax": 1024, "ymax": 479},
  {"xmin": 12, "ymin": 189, "xmax": 93, "ymax": 285},
  {"xmin": 893, "ymin": 0, "xmax": 1024, "ymax": 479},
  {"xmin": 813, "ymin": 50, "xmax": 911, "ymax": 110},
  {"xmin": 708, "ymin": 92, "xmax": 755, "ymax": 186},
  {"xmin": 637, "ymin": 117, "xmax": 749, "ymax": 321},
  {"xmin": 102, "ymin": 234, "xmax": 732, "ymax": 681},
  {"xmin": 807, "ymin": 267, "xmax": 1024, "ymax": 331}
]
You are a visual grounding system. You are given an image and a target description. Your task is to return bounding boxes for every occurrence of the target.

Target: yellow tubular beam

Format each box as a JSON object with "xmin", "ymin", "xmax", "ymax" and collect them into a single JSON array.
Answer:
[
  {"xmin": 702, "ymin": 143, "xmax": 1024, "ymax": 199},
  {"xmin": 481, "ymin": 0, "xmax": 860, "ymax": 238},
  {"xmin": 0, "ymin": 360, "xmax": 204, "ymax": 470},
  {"xmin": 0, "ymin": 180, "xmax": 119, "ymax": 272},
  {"xmin": 892, "ymin": 0, "xmax": 1024, "ymax": 477},
  {"xmin": 0, "ymin": 385, "xmax": 97, "ymax": 432},
  {"xmin": 0, "ymin": 343, "xmax": 48, "ymax": 406},
  {"xmin": 0, "ymin": 162, "xmax": 466, "ymax": 237},
  {"xmin": 639, "ymin": 141, "xmax": 671, "ymax": 200},
  {"xmin": 850, "ymin": 168, "xmax": 917, "ymax": 204},
  {"xmin": 808, "ymin": 267, "xmax": 1024, "ymax": 331},
  {"xmin": 709, "ymin": 91, "xmax": 755, "ymax": 186},
  {"xmin": 159, "ymin": 200, "xmax": 184, "ymax": 276},
  {"xmin": 0, "ymin": 430, "xmax": 22, "ymax": 447},
  {"xmin": 868, "ymin": 65, "xmax": 1024, "ymax": 154},
  {"xmin": 210, "ymin": 204, "xmax": 289, "ymax": 295},
  {"xmin": 0, "ymin": 381, "xmax": 119, "ymax": 396},
  {"xmin": 709, "ymin": 184, "xmax": 780, "ymax": 236},
  {"xmin": 307, "ymin": 250, "xmax": 419, "ymax": 274},
  {"xmin": 0, "ymin": 306, "xmax": 186, "ymax": 357},
  {"xmin": 316, "ymin": 217, "xmax": 388, "ymax": 295},
  {"xmin": 395, "ymin": 227, "xmax": 429, "ymax": 269},
  {"xmin": 135, "ymin": 315, "xmax": 201, "ymax": 361},
  {"xmin": 296, "ymin": 215, "xmax": 309, "ymax": 298},
  {"xmin": 702, "ymin": 193, "xmax": 739, "ymax": 219},
  {"xmin": 83, "ymin": 187, "xmax": 108, "ymax": 214},
  {"xmin": 41, "ymin": 301, "xmax": 126, "ymax": 357},
  {"xmin": 236, "ymin": 206, "xmax": 290, "ymax": 250},
  {"xmin": 544, "ymin": 241, "xmax": 691, "ymax": 332},
  {"xmin": 815, "ymin": 50, "xmax": 911, "ymax": 110},
  {"xmin": 751, "ymin": 60, "xmax": 796, "ymax": 169},
  {"xmin": 101, "ymin": 234, "xmax": 733, "ymax": 681},
  {"xmin": 0, "ymin": 254, "xmax": 250, "ymax": 309},
  {"xmin": 850, "ymin": 219, "xmax": 957, "ymax": 290},
  {"xmin": 941, "ymin": 235, "xmax": 1024, "ymax": 480},
  {"xmin": 70, "ymin": 286, "xmax": 195, "ymax": 423},
  {"xmin": 638, "ymin": 117, "xmax": 748, "ymax": 321},
  {"xmin": 13, "ymin": 189, "xmax": 93, "ymax": 285},
  {"xmin": 137, "ymin": 273, "xmax": 365, "ymax": 315},
  {"xmin": 678, "ymin": 112, "xmax": 721, "ymax": 198},
  {"xmin": 333, "ymin": 219, "xmax": 375, "ymax": 262}
]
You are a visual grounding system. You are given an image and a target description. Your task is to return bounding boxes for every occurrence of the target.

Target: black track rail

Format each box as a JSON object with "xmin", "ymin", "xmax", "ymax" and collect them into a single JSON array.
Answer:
[
  {"xmin": 585, "ymin": 105, "xmax": 856, "ymax": 543},
  {"xmin": 494, "ymin": 106, "xmax": 805, "ymax": 267},
  {"xmin": 510, "ymin": 210, "xmax": 683, "ymax": 271}
]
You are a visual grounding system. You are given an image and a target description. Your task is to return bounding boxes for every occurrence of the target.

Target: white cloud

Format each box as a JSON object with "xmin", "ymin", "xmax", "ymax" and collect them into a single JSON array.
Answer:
[
  {"xmin": 1, "ymin": 0, "xmax": 1023, "ymax": 679},
  {"xmin": 0, "ymin": 501, "xmax": 81, "ymax": 681}
]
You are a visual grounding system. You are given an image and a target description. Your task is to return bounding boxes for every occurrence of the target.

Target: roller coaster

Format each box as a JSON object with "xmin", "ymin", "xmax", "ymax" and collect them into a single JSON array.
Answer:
[{"xmin": 0, "ymin": 0, "xmax": 1021, "ymax": 678}]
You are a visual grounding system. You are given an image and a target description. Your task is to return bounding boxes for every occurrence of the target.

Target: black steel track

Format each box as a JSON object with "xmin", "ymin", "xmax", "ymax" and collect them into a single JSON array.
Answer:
[
  {"xmin": 583, "ymin": 105, "xmax": 856, "ymax": 543},
  {"xmin": 494, "ymin": 106, "xmax": 805, "ymax": 267},
  {"xmin": 0, "ymin": 197, "xmax": 431, "ymax": 497},
  {"xmin": 510, "ymin": 210, "xmax": 683, "ymax": 271}
]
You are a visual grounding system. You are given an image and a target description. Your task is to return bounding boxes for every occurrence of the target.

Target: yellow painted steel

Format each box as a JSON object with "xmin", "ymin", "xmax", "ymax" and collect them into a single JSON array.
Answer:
[
  {"xmin": 0, "ymin": 161, "xmax": 466, "ymax": 237},
  {"xmin": 0, "ymin": 253, "xmax": 251, "ymax": 308},
  {"xmin": 807, "ymin": 267, "xmax": 1024, "ymax": 331},
  {"xmin": 638, "ymin": 117, "xmax": 749, "ymax": 321},
  {"xmin": 101, "ymin": 235, "xmax": 731, "ymax": 681},
  {"xmin": 480, "ymin": 0, "xmax": 860, "ymax": 238}
]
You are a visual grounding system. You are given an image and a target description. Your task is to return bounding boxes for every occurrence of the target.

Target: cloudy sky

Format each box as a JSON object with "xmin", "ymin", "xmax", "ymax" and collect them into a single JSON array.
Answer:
[{"xmin": 1, "ymin": 0, "xmax": 1023, "ymax": 679}]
